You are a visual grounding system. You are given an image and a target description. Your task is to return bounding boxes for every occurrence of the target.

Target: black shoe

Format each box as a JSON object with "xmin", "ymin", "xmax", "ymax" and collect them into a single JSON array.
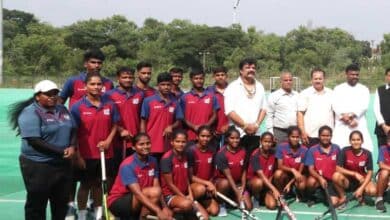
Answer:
[{"xmin": 376, "ymin": 200, "xmax": 387, "ymax": 212}]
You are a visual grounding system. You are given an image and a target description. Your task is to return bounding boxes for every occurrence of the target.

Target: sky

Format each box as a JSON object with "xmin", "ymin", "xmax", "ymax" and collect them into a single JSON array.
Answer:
[{"xmin": 3, "ymin": 0, "xmax": 390, "ymax": 44}]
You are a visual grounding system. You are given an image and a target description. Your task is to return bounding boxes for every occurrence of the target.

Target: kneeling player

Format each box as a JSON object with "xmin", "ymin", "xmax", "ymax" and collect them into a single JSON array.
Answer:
[
  {"xmin": 273, "ymin": 126, "xmax": 307, "ymax": 199},
  {"xmin": 376, "ymin": 133, "xmax": 390, "ymax": 212},
  {"xmin": 248, "ymin": 132, "xmax": 279, "ymax": 209},
  {"xmin": 108, "ymin": 133, "xmax": 173, "ymax": 220},
  {"xmin": 187, "ymin": 126, "xmax": 219, "ymax": 216},
  {"xmin": 160, "ymin": 130, "xmax": 210, "ymax": 219},
  {"xmin": 305, "ymin": 126, "xmax": 340, "ymax": 206},
  {"xmin": 332, "ymin": 130, "xmax": 376, "ymax": 207},
  {"xmin": 215, "ymin": 127, "xmax": 252, "ymax": 211}
]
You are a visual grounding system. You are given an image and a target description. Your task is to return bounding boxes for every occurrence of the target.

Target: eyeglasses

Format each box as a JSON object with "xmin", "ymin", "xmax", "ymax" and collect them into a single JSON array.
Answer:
[
  {"xmin": 89, "ymin": 61, "xmax": 103, "ymax": 64},
  {"xmin": 41, "ymin": 91, "xmax": 59, "ymax": 97}
]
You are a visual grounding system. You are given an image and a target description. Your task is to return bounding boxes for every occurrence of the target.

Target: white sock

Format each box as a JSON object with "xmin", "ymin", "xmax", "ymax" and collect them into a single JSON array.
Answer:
[
  {"xmin": 78, "ymin": 210, "xmax": 87, "ymax": 220},
  {"xmin": 68, "ymin": 201, "xmax": 76, "ymax": 208},
  {"xmin": 94, "ymin": 206, "xmax": 103, "ymax": 220},
  {"xmin": 376, "ymin": 196, "xmax": 384, "ymax": 203}
]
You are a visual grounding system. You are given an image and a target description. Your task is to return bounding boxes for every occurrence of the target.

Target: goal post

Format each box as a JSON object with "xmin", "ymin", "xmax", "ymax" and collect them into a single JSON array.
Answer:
[{"xmin": 269, "ymin": 76, "xmax": 301, "ymax": 92}]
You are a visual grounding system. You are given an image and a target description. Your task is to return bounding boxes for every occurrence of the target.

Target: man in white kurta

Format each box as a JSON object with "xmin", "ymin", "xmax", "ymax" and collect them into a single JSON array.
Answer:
[{"xmin": 332, "ymin": 64, "xmax": 373, "ymax": 152}]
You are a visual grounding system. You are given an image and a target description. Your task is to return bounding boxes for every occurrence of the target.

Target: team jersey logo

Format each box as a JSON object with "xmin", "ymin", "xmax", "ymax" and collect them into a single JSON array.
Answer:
[
  {"xmin": 240, "ymin": 159, "xmax": 244, "ymax": 166},
  {"xmin": 295, "ymin": 157, "xmax": 301, "ymax": 163},
  {"xmin": 82, "ymin": 112, "xmax": 93, "ymax": 115},
  {"xmin": 184, "ymin": 162, "xmax": 188, "ymax": 168},
  {"xmin": 208, "ymin": 157, "xmax": 212, "ymax": 163},
  {"xmin": 268, "ymin": 165, "xmax": 273, "ymax": 170},
  {"xmin": 148, "ymin": 169, "xmax": 154, "ymax": 176},
  {"xmin": 103, "ymin": 109, "xmax": 110, "ymax": 115},
  {"xmin": 332, "ymin": 154, "xmax": 336, "ymax": 160},
  {"xmin": 133, "ymin": 98, "xmax": 139, "ymax": 104},
  {"xmin": 169, "ymin": 107, "xmax": 175, "ymax": 113},
  {"xmin": 102, "ymin": 87, "xmax": 106, "ymax": 92},
  {"xmin": 359, "ymin": 161, "xmax": 366, "ymax": 167},
  {"xmin": 204, "ymin": 98, "xmax": 210, "ymax": 104}
]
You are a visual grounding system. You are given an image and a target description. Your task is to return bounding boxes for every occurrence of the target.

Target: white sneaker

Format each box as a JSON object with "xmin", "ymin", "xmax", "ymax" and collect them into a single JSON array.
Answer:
[
  {"xmin": 65, "ymin": 206, "xmax": 77, "ymax": 220},
  {"xmin": 218, "ymin": 204, "xmax": 228, "ymax": 217}
]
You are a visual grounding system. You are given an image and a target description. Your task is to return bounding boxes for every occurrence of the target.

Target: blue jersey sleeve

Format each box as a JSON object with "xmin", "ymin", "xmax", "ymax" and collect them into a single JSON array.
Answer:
[
  {"xmin": 160, "ymin": 157, "xmax": 172, "ymax": 174},
  {"xmin": 212, "ymin": 95, "xmax": 220, "ymax": 111},
  {"xmin": 59, "ymin": 77, "xmax": 75, "ymax": 101},
  {"xmin": 111, "ymin": 102, "xmax": 120, "ymax": 123},
  {"xmin": 275, "ymin": 145, "xmax": 283, "ymax": 159},
  {"xmin": 215, "ymin": 152, "xmax": 229, "ymax": 171},
  {"xmin": 179, "ymin": 94, "xmax": 187, "ymax": 114},
  {"xmin": 70, "ymin": 103, "xmax": 82, "ymax": 127},
  {"xmin": 18, "ymin": 106, "xmax": 41, "ymax": 138},
  {"xmin": 174, "ymin": 102, "xmax": 184, "ymax": 120},
  {"xmin": 120, "ymin": 164, "xmax": 138, "ymax": 186},
  {"xmin": 140, "ymin": 98, "xmax": 150, "ymax": 119},
  {"xmin": 250, "ymin": 152, "xmax": 262, "ymax": 172},
  {"xmin": 304, "ymin": 148, "xmax": 315, "ymax": 166},
  {"xmin": 378, "ymin": 146, "xmax": 386, "ymax": 163}
]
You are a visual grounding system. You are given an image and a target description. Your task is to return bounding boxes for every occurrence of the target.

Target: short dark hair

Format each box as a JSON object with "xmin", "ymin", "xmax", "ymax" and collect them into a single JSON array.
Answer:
[
  {"xmin": 345, "ymin": 63, "xmax": 360, "ymax": 72},
  {"xmin": 84, "ymin": 72, "xmax": 102, "ymax": 84},
  {"xmin": 310, "ymin": 68, "xmax": 325, "ymax": 78},
  {"xmin": 84, "ymin": 48, "xmax": 105, "ymax": 62},
  {"xmin": 116, "ymin": 67, "xmax": 135, "ymax": 76},
  {"xmin": 189, "ymin": 68, "xmax": 205, "ymax": 78},
  {"xmin": 136, "ymin": 61, "xmax": 152, "ymax": 71},
  {"xmin": 239, "ymin": 58, "xmax": 257, "ymax": 70},
  {"xmin": 318, "ymin": 125, "xmax": 333, "ymax": 136},
  {"xmin": 287, "ymin": 126, "xmax": 301, "ymax": 136},
  {"xmin": 385, "ymin": 68, "xmax": 390, "ymax": 75},
  {"xmin": 157, "ymin": 72, "xmax": 172, "ymax": 84},
  {"xmin": 213, "ymin": 66, "xmax": 228, "ymax": 74},
  {"xmin": 169, "ymin": 67, "xmax": 184, "ymax": 75}
]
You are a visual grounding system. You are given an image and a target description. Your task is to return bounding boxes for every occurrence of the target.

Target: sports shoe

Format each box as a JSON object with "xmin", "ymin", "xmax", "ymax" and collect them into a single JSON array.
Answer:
[
  {"xmin": 376, "ymin": 199, "xmax": 387, "ymax": 212},
  {"xmin": 65, "ymin": 206, "xmax": 77, "ymax": 220},
  {"xmin": 218, "ymin": 204, "xmax": 228, "ymax": 217}
]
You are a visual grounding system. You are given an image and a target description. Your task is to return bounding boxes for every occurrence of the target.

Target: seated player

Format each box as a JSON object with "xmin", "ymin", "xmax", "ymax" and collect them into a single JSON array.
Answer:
[
  {"xmin": 332, "ymin": 130, "xmax": 376, "ymax": 207},
  {"xmin": 305, "ymin": 125, "xmax": 341, "ymax": 206},
  {"xmin": 215, "ymin": 127, "xmax": 252, "ymax": 212},
  {"xmin": 108, "ymin": 133, "xmax": 173, "ymax": 220},
  {"xmin": 247, "ymin": 132, "xmax": 280, "ymax": 209},
  {"xmin": 273, "ymin": 126, "xmax": 307, "ymax": 199},
  {"xmin": 160, "ymin": 130, "xmax": 210, "ymax": 219},
  {"xmin": 187, "ymin": 126, "xmax": 219, "ymax": 216},
  {"xmin": 376, "ymin": 132, "xmax": 390, "ymax": 212}
]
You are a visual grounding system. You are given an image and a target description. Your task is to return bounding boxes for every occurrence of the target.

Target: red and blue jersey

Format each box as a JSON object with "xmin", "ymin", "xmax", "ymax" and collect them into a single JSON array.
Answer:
[
  {"xmin": 304, "ymin": 144, "xmax": 340, "ymax": 180},
  {"xmin": 247, "ymin": 148, "xmax": 276, "ymax": 179},
  {"xmin": 135, "ymin": 85, "xmax": 156, "ymax": 98},
  {"xmin": 70, "ymin": 96, "xmax": 120, "ymax": 159},
  {"xmin": 186, "ymin": 144, "xmax": 215, "ymax": 181},
  {"xmin": 141, "ymin": 94, "xmax": 183, "ymax": 153},
  {"xmin": 378, "ymin": 145, "xmax": 390, "ymax": 166},
  {"xmin": 60, "ymin": 72, "xmax": 114, "ymax": 108},
  {"xmin": 275, "ymin": 142, "xmax": 307, "ymax": 170},
  {"xmin": 206, "ymin": 85, "xmax": 229, "ymax": 135},
  {"xmin": 172, "ymin": 89, "xmax": 185, "ymax": 100},
  {"xmin": 104, "ymin": 87, "xmax": 144, "ymax": 148},
  {"xmin": 160, "ymin": 150, "xmax": 190, "ymax": 196},
  {"xmin": 180, "ymin": 89, "xmax": 219, "ymax": 141},
  {"xmin": 337, "ymin": 147, "xmax": 372, "ymax": 176},
  {"xmin": 108, "ymin": 154, "xmax": 159, "ymax": 207},
  {"xmin": 215, "ymin": 146, "xmax": 246, "ymax": 183}
]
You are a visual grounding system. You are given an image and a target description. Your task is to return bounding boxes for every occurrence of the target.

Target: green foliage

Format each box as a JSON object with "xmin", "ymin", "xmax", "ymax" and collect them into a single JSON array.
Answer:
[{"xmin": 2, "ymin": 8, "xmax": 388, "ymax": 90}]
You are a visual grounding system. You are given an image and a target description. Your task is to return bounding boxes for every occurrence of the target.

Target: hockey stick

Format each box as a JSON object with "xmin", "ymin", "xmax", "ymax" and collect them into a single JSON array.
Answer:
[
  {"xmin": 276, "ymin": 196, "xmax": 297, "ymax": 220},
  {"xmin": 100, "ymin": 149, "xmax": 109, "ymax": 220},
  {"xmin": 216, "ymin": 192, "xmax": 258, "ymax": 220}
]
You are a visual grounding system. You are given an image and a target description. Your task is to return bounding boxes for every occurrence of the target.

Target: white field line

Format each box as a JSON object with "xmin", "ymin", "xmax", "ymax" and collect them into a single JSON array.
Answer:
[{"xmin": 252, "ymin": 208, "xmax": 390, "ymax": 218}]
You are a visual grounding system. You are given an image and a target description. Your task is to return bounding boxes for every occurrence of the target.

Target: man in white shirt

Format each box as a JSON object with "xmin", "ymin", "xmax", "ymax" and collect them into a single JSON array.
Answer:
[
  {"xmin": 374, "ymin": 68, "xmax": 390, "ymax": 147},
  {"xmin": 297, "ymin": 68, "xmax": 334, "ymax": 147},
  {"xmin": 266, "ymin": 71, "xmax": 299, "ymax": 144},
  {"xmin": 224, "ymin": 58, "xmax": 267, "ymax": 155},
  {"xmin": 332, "ymin": 64, "xmax": 373, "ymax": 152}
]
